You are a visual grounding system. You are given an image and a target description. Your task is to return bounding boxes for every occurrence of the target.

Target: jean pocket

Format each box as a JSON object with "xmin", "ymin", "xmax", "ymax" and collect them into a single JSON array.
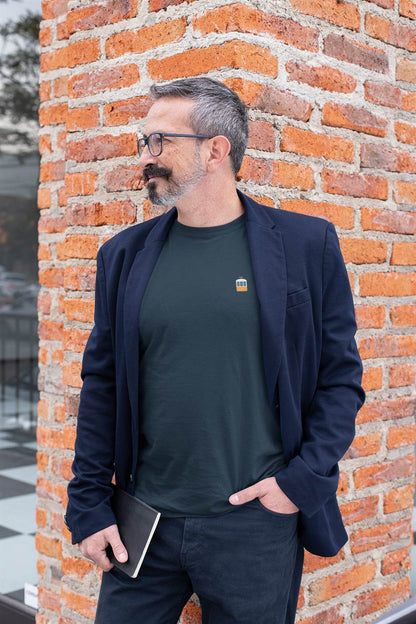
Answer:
[{"xmin": 253, "ymin": 497, "xmax": 299, "ymax": 519}]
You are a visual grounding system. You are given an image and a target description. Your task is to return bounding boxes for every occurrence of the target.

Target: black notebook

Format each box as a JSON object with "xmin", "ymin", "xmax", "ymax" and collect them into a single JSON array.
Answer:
[{"xmin": 106, "ymin": 486, "xmax": 161, "ymax": 578}]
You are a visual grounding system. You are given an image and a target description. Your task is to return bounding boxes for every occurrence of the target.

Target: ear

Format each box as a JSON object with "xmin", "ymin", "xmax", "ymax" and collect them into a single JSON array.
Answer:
[{"xmin": 204, "ymin": 135, "xmax": 232, "ymax": 174}]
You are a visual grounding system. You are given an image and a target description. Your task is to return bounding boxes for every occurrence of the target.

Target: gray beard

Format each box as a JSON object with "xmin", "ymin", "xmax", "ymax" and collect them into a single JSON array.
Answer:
[{"xmin": 147, "ymin": 154, "xmax": 206, "ymax": 207}]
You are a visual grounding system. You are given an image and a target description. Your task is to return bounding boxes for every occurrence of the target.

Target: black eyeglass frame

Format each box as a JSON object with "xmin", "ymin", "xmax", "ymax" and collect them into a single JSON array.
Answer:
[{"xmin": 137, "ymin": 132, "xmax": 215, "ymax": 157}]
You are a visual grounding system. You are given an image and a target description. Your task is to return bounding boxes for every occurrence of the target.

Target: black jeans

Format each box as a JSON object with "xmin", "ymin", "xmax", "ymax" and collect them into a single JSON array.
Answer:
[{"xmin": 95, "ymin": 498, "xmax": 303, "ymax": 624}]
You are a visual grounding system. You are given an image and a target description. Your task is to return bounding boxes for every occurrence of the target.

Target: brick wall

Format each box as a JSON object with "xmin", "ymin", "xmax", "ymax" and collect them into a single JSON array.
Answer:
[{"xmin": 36, "ymin": 0, "xmax": 416, "ymax": 622}]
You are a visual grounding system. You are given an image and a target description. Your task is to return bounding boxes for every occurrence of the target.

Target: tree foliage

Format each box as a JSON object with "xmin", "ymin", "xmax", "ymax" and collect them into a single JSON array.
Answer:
[{"xmin": 0, "ymin": 9, "xmax": 41, "ymax": 146}]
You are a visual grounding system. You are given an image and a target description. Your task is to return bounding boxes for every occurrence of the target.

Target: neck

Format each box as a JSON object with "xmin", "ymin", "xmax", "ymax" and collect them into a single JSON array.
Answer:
[{"xmin": 175, "ymin": 179, "xmax": 244, "ymax": 227}]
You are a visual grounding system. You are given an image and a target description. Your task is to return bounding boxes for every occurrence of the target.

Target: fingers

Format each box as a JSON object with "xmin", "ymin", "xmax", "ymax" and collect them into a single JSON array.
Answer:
[
  {"xmin": 79, "ymin": 524, "xmax": 127, "ymax": 572},
  {"xmin": 229, "ymin": 482, "xmax": 262, "ymax": 505},
  {"xmin": 107, "ymin": 525, "xmax": 128, "ymax": 563}
]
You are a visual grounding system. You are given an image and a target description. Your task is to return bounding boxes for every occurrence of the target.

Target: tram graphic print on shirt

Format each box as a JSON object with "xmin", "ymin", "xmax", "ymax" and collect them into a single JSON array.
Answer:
[{"xmin": 236, "ymin": 277, "xmax": 248, "ymax": 292}]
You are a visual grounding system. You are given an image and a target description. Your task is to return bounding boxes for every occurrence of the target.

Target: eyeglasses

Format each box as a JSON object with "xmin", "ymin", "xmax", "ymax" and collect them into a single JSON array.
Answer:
[{"xmin": 137, "ymin": 132, "xmax": 214, "ymax": 157}]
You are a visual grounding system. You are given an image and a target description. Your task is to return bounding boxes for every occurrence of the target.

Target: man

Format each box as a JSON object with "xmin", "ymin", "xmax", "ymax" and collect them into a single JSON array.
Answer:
[{"xmin": 66, "ymin": 77, "xmax": 365, "ymax": 624}]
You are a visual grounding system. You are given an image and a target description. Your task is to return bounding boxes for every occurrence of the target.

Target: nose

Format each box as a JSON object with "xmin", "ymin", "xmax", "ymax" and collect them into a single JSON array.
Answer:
[{"xmin": 138, "ymin": 143, "xmax": 158, "ymax": 168}]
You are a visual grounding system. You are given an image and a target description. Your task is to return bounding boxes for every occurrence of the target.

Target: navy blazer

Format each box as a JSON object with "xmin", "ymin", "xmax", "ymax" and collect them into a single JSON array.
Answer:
[{"xmin": 66, "ymin": 191, "xmax": 365, "ymax": 557}]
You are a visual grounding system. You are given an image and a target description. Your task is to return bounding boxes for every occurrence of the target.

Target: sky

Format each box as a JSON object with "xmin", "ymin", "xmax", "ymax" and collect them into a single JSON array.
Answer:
[{"xmin": 0, "ymin": 0, "xmax": 41, "ymax": 25}]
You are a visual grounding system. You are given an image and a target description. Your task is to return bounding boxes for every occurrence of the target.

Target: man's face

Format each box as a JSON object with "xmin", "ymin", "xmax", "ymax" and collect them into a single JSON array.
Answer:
[{"xmin": 138, "ymin": 97, "xmax": 207, "ymax": 207}]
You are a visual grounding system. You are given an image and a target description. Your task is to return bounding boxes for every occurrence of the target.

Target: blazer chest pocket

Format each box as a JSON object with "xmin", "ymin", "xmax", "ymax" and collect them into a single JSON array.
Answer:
[{"xmin": 287, "ymin": 287, "xmax": 310, "ymax": 309}]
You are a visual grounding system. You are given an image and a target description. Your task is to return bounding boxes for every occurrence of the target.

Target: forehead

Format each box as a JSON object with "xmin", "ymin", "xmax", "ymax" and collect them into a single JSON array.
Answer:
[{"xmin": 144, "ymin": 97, "xmax": 195, "ymax": 134}]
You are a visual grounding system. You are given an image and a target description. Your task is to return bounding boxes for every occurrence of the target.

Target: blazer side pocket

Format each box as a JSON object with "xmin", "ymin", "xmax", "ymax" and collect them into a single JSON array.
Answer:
[{"xmin": 287, "ymin": 287, "xmax": 310, "ymax": 309}]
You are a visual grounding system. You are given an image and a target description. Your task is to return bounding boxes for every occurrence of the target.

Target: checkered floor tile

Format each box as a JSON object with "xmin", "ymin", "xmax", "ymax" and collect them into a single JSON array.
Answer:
[{"xmin": 0, "ymin": 428, "xmax": 37, "ymax": 601}]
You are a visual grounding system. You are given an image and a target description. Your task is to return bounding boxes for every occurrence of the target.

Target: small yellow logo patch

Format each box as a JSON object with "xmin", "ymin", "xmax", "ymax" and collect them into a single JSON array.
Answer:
[{"xmin": 236, "ymin": 277, "xmax": 248, "ymax": 292}]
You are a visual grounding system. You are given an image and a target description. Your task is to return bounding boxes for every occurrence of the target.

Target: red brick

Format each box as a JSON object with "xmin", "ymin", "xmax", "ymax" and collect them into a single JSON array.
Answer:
[
  {"xmin": 40, "ymin": 39, "xmax": 100, "ymax": 72},
  {"xmin": 362, "ymin": 366, "xmax": 383, "ymax": 391},
  {"xmin": 286, "ymin": 60, "xmax": 356, "ymax": 93},
  {"xmin": 303, "ymin": 549, "xmax": 345, "ymax": 574},
  {"xmin": 322, "ymin": 169, "xmax": 388, "ymax": 200},
  {"xmin": 361, "ymin": 143, "xmax": 416, "ymax": 173},
  {"xmin": 54, "ymin": 75, "xmax": 68, "ymax": 97},
  {"xmin": 39, "ymin": 103, "xmax": 68, "ymax": 126},
  {"xmin": 66, "ymin": 0, "xmax": 137, "ymax": 34},
  {"xmin": 63, "ymin": 328, "xmax": 90, "ymax": 352},
  {"xmin": 281, "ymin": 199, "xmax": 354, "ymax": 229},
  {"xmin": 66, "ymin": 133, "xmax": 137, "ymax": 162},
  {"xmin": 355, "ymin": 305, "xmax": 385, "ymax": 329},
  {"xmin": 226, "ymin": 78, "xmax": 312, "ymax": 121},
  {"xmin": 239, "ymin": 157, "xmax": 273, "ymax": 184},
  {"xmin": 61, "ymin": 587, "xmax": 97, "ymax": 619},
  {"xmin": 400, "ymin": 0, "xmax": 416, "ymax": 17},
  {"xmin": 344, "ymin": 432, "xmax": 382, "ymax": 459},
  {"xmin": 247, "ymin": 120, "xmax": 275, "ymax": 152},
  {"xmin": 64, "ymin": 172, "xmax": 98, "ymax": 197},
  {"xmin": 39, "ymin": 268, "xmax": 64, "ymax": 288},
  {"xmin": 39, "ymin": 27, "xmax": 53, "ymax": 48},
  {"xmin": 149, "ymin": 0, "xmax": 197, "ymax": 10},
  {"xmin": 39, "ymin": 81, "xmax": 52, "ymax": 102},
  {"xmin": 37, "ymin": 215, "xmax": 66, "ymax": 233},
  {"xmin": 35, "ymin": 533, "xmax": 62, "ymax": 559},
  {"xmin": 38, "ymin": 188, "xmax": 51, "ymax": 209},
  {"xmin": 384, "ymin": 484, "xmax": 414, "ymax": 514},
  {"xmin": 296, "ymin": 606, "xmax": 344, "ymax": 624},
  {"xmin": 353, "ymin": 578, "xmax": 410, "ymax": 618},
  {"xmin": 193, "ymin": 5, "xmax": 319, "ymax": 52},
  {"xmin": 350, "ymin": 519, "xmax": 410, "ymax": 554},
  {"xmin": 309, "ymin": 561, "xmax": 376, "ymax": 605},
  {"xmin": 281, "ymin": 126, "xmax": 354, "ymax": 163},
  {"xmin": 354, "ymin": 456, "xmax": 414, "ymax": 489},
  {"xmin": 63, "ymin": 298, "xmax": 95, "ymax": 323},
  {"xmin": 397, "ymin": 57, "xmax": 416, "ymax": 84},
  {"xmin": 106, "ymin": 18, "xmax": 186, "ymax": 58},
  {"xmin": 387, "ymin": 424, "xmax": 416, "ymax": 449},
  {"xmin": 39, "ymin": 135, "xmax": 52, "ymax": 155},
  {"xmin": 105, "ymin": 166, "xmax": 144, "ymax": 192},
  {"xmin": 395, "ymin": 121, "xmax": 416, "ymax": 146},
  {"xmin": 395, "ymin": 180, "xmax": 416, "ymax": 204},
  {"xmin": 391, "ymin": 242, "xmax": 416, "ymax": 265},
  {"xmin": 66, "ymin": 105, "xmax": 99, "ymax": 131},
  {"xmin": 64, "ymin": 266, "xmax": 96, "ymax": 291},
  {"xmin": 322, "ymin": 102, "xmax": 388, "ymax": 137},
  {"xmin": 66, "ymin": 200, "xmax": 136, "ymax": 226},
  {"xmin": 61, "ymin": 555, "xmax": 96, "ymax": 578},
  {"xmin": 337, "ymin": 471, "xmax": 348, "ymax": 496},
  {"xmin": 148, "ymin": 41, "xmax": 278, "ymax": 81},
  {"xmin": 63, "ymin": 361, "xmax": 82, "ymax": 389},
  {"xmin": 42, "ymin": 0, "xmax": 67, "ymax": 19},
  {"xmin": 69, "ymin": 64, "xmax": 140, "ymax": 98},
  {"xmin": 360, "ymin": 273, "xmax": 416, "ymax": 297},
  {"xmin": 382, "ymin": 548, "xmax": 411, "ymax": 575},
  {"xmin": 272, "ymin": 161, "xmax": 314, "ymax": 191},
  {"xmin": 361, "ymin": 207, "xmax": 416, "ymax": 233},
  {"xmin": 391, "ymin": 304, "xmax": 416, "ymax": 327},
  {"xmin": 57, "ymin": 20, "xmax": 69, "ymax": 40},
  {"xmin": 339, "ymin": 238, "xmax": 387, "ymax": 264},
  {"xmin": 357, "ymin": 396, "xmax": 416, "ymax": 424},
  {"xmin": 289, "ymin": 0, "xmax": 360, "ymax": 30},
  {"xmin": 38, "ymin": 587, "xmax": 60, "ymax": 613},
  {"xmin": 365, "ymin": 13, "xmax": 416, "ymax": 52},
  {"xmin": 38, "ymin": 294, "xmax": 52, "ymax": 315},
  {"xmin": 365, "ymin": 81, "xmax": 416, "ymax": 113},
  {"xmin": 360, "ymin": 334, "xmax": 416, "ymax": 359},
  {"xmin": 324, "ymin": 33, "xmax": 388, "ymax": 73},
  {"xmin": 339, "ymin": 496, "xmax": 379, "ymax": 526},
  {"xmin": 61, "ymin": 234, "xmax": 99, "ymax": 259},
  {"xmin": 39, "ymin": 160, "xmax": 65, "ymax": 182},
  {"xmin": 104, "ymin": 96, "xmax": 151, "ymax": 126}
]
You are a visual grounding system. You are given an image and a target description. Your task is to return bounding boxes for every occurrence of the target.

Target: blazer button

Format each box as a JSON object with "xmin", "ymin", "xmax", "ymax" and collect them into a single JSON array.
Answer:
[{"xmin": 129, "ymin": 474, "xmax": 133, "ymax": 482}]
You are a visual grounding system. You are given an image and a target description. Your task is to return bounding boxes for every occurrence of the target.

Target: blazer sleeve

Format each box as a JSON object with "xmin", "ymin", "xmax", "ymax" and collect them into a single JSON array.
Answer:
[
  {"xmin": 275, "ymin": 222, "xmax": 365, "ymax": 518},
  {"xmin": 65, "ymin": 248, "xmax": 117, "ymax": 544}
]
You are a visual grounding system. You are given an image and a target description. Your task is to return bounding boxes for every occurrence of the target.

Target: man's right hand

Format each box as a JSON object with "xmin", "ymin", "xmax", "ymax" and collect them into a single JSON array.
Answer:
[{"xmin": 79, "ymin": 524, "xmax": 128, "ymax": 572}]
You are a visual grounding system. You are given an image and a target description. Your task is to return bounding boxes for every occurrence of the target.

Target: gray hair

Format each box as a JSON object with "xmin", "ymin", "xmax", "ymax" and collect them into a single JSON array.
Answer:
[{"xmin": 149, "ymin": 77, "xmax": 249, "ymax": 177}]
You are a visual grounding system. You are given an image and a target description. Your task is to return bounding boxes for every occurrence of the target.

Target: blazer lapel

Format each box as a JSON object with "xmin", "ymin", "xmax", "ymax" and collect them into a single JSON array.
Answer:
[
  {"xmin": 241, "ymin": 193, "xmax": 287, "ymax": 408},
  {"xmin": 123, "ymin": 207, "xmax": 177, "ymax": 423}
]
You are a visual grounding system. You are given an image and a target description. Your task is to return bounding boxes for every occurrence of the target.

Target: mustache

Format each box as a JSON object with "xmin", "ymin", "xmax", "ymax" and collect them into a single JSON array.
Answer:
[{"xmin": 143, "ymin": 166, "xmax": 171, "ymax": 181}]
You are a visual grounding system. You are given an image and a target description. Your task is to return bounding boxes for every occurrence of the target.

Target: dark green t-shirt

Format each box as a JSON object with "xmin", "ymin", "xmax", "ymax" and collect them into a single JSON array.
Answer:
[{"xmin": 134, "ymin": 214, "xmax": 286, "ymax": 516}]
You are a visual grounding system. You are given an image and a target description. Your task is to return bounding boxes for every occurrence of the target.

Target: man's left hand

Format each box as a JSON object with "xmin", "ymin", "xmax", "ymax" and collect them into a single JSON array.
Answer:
[{"xmin": 229, "ymin": 477, "xmax": 299, "ymax": 514}]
